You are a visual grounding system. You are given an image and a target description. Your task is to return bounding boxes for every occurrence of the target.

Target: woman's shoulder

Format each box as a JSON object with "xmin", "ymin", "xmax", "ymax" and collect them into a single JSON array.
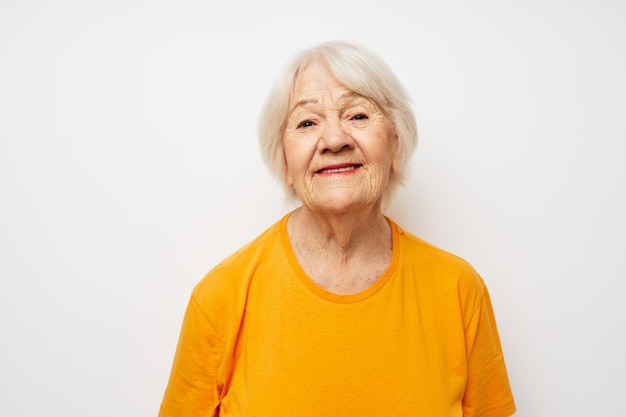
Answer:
[
  {"xmin": 391, "ymin": 220, "xmax": 473, "ymax": 266},
  {"xmin": 192, "ymin": 215, "xmax": 288, "ymax": 302},
  {"xmin": 390, "ymin": 219, "xmax": 486, "ymax": 292}
]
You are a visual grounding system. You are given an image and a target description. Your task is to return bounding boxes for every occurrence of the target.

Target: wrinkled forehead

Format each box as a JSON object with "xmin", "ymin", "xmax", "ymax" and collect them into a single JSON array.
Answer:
[
  {"xmin": 291, "ymin": 64, "xmax": 342, "ymax": 97},
  {"xmin": 289, "ymin": 63, "xmax": 377, "ymax": 109}
]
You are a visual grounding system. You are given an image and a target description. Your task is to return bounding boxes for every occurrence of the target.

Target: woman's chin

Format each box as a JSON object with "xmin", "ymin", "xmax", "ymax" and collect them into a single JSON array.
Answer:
[{"xmin": 302, "ymin": 191, "xmax": 382, "ymax": 215}]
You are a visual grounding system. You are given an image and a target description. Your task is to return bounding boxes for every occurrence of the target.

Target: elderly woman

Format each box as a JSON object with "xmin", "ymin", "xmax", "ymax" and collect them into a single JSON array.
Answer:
[{"xmin": 159, "ymin": 41, "xmax": 515, "ymax": 417}]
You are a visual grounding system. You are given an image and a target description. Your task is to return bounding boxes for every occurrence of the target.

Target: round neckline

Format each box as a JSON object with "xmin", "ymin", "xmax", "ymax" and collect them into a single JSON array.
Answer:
[{"xmin": 279, "ymin": 212, "xmax": 400, "ymax": 304}]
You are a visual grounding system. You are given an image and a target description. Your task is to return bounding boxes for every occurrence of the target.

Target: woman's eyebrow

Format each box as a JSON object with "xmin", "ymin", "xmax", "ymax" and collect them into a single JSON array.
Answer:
[
  {"xmin": 338, "ymin": 91, "xmax": 367, "ymax": 102},
  {"xmin": 288, "ymin": 92, "xmax": 371, "ymax": 116},
  {"xmin": 289, "ymin": 98, "xmax": 319, "ymax": 115},
  {"xmin": 337, "ymin": 92, "xmax": 375, "ymax": 108}
]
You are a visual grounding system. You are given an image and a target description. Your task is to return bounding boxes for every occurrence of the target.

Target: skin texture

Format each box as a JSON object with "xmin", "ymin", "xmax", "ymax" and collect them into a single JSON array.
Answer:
[{"xmin": 283, "ymin": 64, "xmax": 398, "ymax": 294}]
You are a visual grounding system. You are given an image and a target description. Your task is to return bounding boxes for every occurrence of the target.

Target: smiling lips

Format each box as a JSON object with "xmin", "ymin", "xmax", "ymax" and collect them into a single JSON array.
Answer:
[{"xmin": 315, "ymin": 163, "xmax": 363, "ymax": 175}]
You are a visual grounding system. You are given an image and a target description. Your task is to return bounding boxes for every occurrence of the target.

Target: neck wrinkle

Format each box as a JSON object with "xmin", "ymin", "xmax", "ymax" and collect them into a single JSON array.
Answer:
[{"xmin": 287, "ymin": 204, "xmax": 390, "ymax": 258}]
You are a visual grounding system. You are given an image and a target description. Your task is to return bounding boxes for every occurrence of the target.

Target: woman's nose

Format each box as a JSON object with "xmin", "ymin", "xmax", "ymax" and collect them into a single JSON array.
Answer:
[{"xmin": 318, "ymin": 119, "xmax": 354, "ymax": 153}]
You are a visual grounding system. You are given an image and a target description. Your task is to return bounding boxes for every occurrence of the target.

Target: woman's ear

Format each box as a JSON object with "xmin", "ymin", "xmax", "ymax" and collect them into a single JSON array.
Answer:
[
  {"xmin": 391, "ymin": 133, "xmax": 400, "ymax": 174},
  {"xmin": 282, "ymin": 153, "xmax": 293, "ymax": 187}
]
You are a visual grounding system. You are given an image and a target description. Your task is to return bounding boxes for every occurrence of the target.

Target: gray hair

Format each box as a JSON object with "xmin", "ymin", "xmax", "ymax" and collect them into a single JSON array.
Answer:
[{"xmin": 258, "ymin": 41, "xmax": 417, "ymax": 204}]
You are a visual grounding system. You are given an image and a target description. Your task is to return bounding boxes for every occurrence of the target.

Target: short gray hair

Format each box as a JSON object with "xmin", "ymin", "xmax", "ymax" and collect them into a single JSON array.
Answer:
[{"xmin": 258, "ymin": 41, "xmax": 417, "ymax": 204}]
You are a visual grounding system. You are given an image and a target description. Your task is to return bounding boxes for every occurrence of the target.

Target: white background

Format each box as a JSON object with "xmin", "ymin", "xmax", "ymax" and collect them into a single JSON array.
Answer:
[{"xmin": 1, "ymin": 1, "xmax": 625, "ymax": 416}]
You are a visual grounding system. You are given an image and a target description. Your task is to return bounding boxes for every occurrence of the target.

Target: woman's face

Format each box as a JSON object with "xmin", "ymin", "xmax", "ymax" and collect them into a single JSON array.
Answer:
[{"xmin": 283, "ymin": 64, "xmax": 397, "ymax": 214}]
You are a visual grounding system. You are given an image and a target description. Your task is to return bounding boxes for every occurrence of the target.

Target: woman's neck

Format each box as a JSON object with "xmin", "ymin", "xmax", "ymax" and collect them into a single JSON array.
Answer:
[
  {"xmin": 287, "ymin": 204, "xmax": 393, "ymax": 294},
  {"xmin": 288, "ymin": 204, "xmax": 389, "ymax": 254}
]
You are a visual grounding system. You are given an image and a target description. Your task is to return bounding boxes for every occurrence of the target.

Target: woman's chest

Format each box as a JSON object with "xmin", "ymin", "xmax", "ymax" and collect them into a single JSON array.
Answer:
[{"xmin": 218, "ymin": 279, "xmax": 467, "ymax": 417}]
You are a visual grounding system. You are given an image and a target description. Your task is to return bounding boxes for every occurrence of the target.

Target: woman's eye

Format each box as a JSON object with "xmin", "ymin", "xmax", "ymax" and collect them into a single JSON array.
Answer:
[
  {"xmin": 351, "ymin": 113, "xmax": 368, "ymax": 121},
  {"xmin": 297, "ymin": 120, "xmax": 315, "ymax": 129}
]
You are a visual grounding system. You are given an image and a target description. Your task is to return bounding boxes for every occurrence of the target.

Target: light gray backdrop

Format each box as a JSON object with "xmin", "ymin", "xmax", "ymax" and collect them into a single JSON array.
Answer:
[{"xmin": 1, "ymin": 1, "xmax": 625, "ymax": 416}]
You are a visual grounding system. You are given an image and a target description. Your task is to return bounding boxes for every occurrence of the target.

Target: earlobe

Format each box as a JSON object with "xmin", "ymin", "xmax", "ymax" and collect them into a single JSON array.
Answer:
[
  {"xmin": 284, "ymin": 168, "xmax": 294, "ymax": 187},
  {"xmin": 391, "ymin": 157, "xmax": 399, "ymax": 174},
  {"xmin": 391, "ymin": 133, "xmax": 400, "ymax": 173},
  {"xmin": 281, "ymin": 153, "xmax": 293, "ymax": 187}
]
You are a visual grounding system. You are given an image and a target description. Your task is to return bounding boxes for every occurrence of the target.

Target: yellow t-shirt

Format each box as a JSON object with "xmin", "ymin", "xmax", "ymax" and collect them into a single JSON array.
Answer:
[{"xmin": 159, "ymin": 215, "xmax": 515, "ymax": 417}]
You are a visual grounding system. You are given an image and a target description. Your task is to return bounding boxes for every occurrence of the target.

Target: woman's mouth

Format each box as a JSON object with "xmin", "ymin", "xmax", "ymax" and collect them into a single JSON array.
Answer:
[{"xmin": 315, "ymin": 164, "xmax": 363, "ymax": 175}]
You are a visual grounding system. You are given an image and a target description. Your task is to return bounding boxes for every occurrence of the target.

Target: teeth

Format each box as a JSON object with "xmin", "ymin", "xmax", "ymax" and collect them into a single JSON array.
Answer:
[{"xmin": 322, "ymin": 166, "xmax": 357, "ymax": 173}]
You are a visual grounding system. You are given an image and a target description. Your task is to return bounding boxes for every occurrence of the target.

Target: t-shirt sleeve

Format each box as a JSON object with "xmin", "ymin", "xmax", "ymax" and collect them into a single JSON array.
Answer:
[
  {"xmin": 158, "ymin": 294, "xmax": 225, "ymax": 417},
  {"xmin": 462, "ymin": 282, "xmax": 516, "ymax": 417}
]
